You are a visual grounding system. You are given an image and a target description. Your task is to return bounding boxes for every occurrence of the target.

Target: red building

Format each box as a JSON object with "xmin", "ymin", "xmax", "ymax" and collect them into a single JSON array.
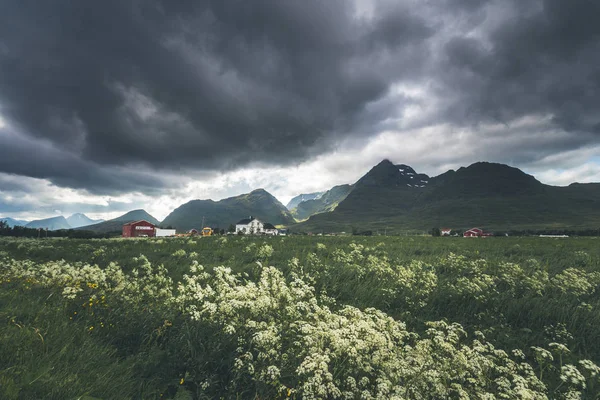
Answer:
[
  {"xmin": 122, "ymin": 220, "xmax": 156, "ymax": 238},
  {"xmin": 464, "ymin": 228, "xmax": 482, "ymax": 237},
  {"xmin": 463, "ymin": 227, "xmax": 493, "ymax": 237}
]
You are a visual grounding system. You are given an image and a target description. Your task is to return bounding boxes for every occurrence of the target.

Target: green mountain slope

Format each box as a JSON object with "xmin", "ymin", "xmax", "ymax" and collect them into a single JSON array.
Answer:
[
  {"xmin": 291, "ymin": 184, "xmax": 353, "ymax": 220},
  {"xmin": 286, "ymin": 192, "xmax": 324, "ymax": 210},
  {"xmin": 77, "ymin": 209, "xmax": 159, "ymax": 233},
  {"xmin": 294, "ymin": 160, "xmax": 600, "ymax": 233},
  {"xmin": 25, "ymin": 216, "xmax": 71, "ymax": 230},
  {"xmin": 110, "ymin": 210, "xmax": 160, "ymax": 224},
  {"xmin": 161, "ymin": 189, "xmax": 295, "ymax": 231}
]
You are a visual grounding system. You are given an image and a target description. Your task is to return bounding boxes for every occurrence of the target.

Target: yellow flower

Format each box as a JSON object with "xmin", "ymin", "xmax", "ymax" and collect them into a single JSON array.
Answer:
[
  {"xmin": 180, "ymin": 378, "xmax": 184, "ymax": 385},
  {"xmin": 287, "ymin": 388, "xmax": 292, "ymax": 397}
]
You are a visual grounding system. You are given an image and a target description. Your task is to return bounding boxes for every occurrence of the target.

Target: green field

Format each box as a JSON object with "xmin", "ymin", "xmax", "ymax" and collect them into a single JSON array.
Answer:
[{"xmin": 1, "ymin": 235, "xmax": 599, "ymax": 399}]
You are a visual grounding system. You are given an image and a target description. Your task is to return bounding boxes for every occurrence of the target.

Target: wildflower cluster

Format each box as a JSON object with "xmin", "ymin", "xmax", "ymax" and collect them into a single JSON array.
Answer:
[{"xmin": 174, "ymin": 264, "xmax": 549, "ymax": 398}]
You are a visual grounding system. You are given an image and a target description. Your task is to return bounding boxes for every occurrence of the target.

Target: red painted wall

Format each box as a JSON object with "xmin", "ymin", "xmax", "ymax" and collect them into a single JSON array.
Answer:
[{"xmin": 122, "ymin": 220, "xmax": 156, "ymax": 238}]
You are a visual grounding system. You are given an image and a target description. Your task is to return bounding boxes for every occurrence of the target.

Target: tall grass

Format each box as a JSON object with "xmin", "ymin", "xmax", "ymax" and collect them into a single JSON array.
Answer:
[{"xmin": 0, "ymin": 236, "xmax": 599, "ymax": 398}]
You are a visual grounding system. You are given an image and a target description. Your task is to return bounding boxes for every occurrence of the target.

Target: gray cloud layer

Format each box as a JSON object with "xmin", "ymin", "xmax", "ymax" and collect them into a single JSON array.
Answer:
[
  {"xmin": 0, "ymin": 0, "xmax": 599, "ymax": 196},
  {"xmin": 438, "ymin": 0, "xmax": 600, "ymax": 133}
]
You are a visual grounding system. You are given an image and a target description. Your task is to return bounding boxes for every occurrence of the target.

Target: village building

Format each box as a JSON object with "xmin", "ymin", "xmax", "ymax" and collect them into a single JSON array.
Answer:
[
  {"xmin": 463, "ymin": 227, "xmax": 482, "ymax": 237},
  {"xmin": 155, "ymin": 228, "xmax": 176, "ymax": 237},
  {"xmin": 236, "ymin": 216, "xmax": 264, "ymax": 234},
  {"xmin": 263, "ymin": 223, "xmax": 278, "ymax": 235},
  {"xmin": 122, "ymin": 220, "xmax": 156, "ymax": 238},
  {"xmin": 235, "ymin": 217, "xmax": 278, "ymax": 235},
  {"xmin": 463, "ymin": 227, "xmax": 494, "ymax": 237},
  {"xmin": 441, "ymin": 228, "xmax": 452, "ymax": 236}
]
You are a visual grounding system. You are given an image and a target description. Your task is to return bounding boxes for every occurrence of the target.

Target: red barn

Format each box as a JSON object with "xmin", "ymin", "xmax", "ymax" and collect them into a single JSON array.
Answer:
[
  {"xmin": 463, "ymin": 227, "xmax": 494, "ymax": 237},
  {"xmin": 122, "ymin": 220, "xmax": 156, "ymax": 238},
  {"xmin": 463, "ymin": 227, "xmax": 483, "ymax": 237}
]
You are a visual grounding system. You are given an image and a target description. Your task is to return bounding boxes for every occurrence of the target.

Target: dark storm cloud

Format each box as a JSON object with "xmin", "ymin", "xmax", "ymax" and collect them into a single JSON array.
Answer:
[
  {"xmin": 0, "ymin": 0, "xmax": 599, "ymax": 196},
  {"xmin": 0, "ymin": 128, "xmax": 175, "ymax": 195},
  {"xmin": 437, "ymin": 0, "xmax": 600, "ymax": 134},
  {"xmin": 0, "ymin": 0, "xmax": 432, "ymax": 178}
]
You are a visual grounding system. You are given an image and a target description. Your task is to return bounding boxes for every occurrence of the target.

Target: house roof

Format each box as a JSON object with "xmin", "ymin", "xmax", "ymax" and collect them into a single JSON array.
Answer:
[
  {"xmin": 123, "ymin": 220, "xmax": 155, "ymax": 227},
  {"xmin": 263, "ymin": 223, "xmax": 276, "ymax": 230}
]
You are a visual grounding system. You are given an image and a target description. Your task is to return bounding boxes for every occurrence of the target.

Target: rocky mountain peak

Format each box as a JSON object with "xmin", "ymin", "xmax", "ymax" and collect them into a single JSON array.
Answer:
[{"xmin": 355, "ymin": 159, "xmax": 429, "ymax": 188}]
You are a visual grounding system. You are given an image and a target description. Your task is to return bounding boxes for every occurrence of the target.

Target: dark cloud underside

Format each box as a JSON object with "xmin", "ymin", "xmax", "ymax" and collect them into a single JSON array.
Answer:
[
  {"xmin": 0, "ymin": 1, "xmax": 431, "ymax": 168},
  {"xmin": 0, "ymin": 0, "xmax": 599, "ymax": 194}
]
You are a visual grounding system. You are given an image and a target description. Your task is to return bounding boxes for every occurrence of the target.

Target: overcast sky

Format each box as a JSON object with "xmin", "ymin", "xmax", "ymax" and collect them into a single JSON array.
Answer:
[{"xmin": 1, "ymin": 0, "xmax": 600, "ymax": 221}]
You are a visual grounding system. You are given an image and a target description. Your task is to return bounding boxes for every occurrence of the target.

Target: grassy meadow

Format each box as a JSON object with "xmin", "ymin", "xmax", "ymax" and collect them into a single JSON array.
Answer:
[{"xmin": 1, "ymin": 235, "xmax": 599, "ymax": 399}]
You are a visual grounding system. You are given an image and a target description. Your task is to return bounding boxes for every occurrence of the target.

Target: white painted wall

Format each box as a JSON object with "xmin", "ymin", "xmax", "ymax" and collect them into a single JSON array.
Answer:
[
  {"xmin": 236, "ymin": 218, "xmax": 264, "ymax": 234},
  {"xmin": 155, "ymin": 228, "xmax": 176, "ymax": 237}
]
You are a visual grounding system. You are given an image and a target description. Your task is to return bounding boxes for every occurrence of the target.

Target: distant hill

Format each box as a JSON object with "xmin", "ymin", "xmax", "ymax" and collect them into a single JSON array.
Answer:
[
  {"xmin": 293, "ymin": 159, "xmax": 600, "ymax": 233},
  {"xmin": 77, "ymin": 209, "xmax": 159, "ymax": 233},
  {"xmin": 66, "ymin": 213, "xmax": 104, "ymax": 228},
  {"xmin": 26, "ymin": 216, "xmax": 71, "ymax": 230},
  {"xmin": 0, "ymin": 217, "xmax": 29, "ymax": 227},
  {"xmin": 161, "ymin": 189, "xmax": 295, "ymax": 231},
  {"xmin": 110, "ymin": 209, "xmax": 160, "ymax": 224},
  {"xmin": 286, "ymin": 192, "xmax": 324, "ymax": 210},
  {"xmin": 290, "ymin": 184, "xmax": 353, "ymax": 221}
]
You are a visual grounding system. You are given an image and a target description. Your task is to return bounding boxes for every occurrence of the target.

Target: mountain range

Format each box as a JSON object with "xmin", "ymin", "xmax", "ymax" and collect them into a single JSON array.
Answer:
[
  {"xmin": 78, "ymin": 210, "xmax": 160, "ymax": 233},
  {"xmin": 1, "ymin": 214, "xmax": 104, "ymax": 230},
  {"xmin": 4, "ymin": 160, "xmax": 600, "ymax": 234},
  {"xmin": 292, "ymin": 160, "xmax": 600, "ymax": 233},
  {"xmin": 76, "ymin": 190, "xmax": 295, "ymax": 234},
  {"xmin": 25, "ymin": 216, "xmax": 72, "ymax": 230},
  {"xmin": 161, "ymin": 189, "xmax": 295, "ymax": 231},
  {"xmin": 65, "ymin": 213, "xmax": 104, "ymax": 228},
  {"xmin": 0, "ymin": 217, "xmax": 29, "ymax": 227}
]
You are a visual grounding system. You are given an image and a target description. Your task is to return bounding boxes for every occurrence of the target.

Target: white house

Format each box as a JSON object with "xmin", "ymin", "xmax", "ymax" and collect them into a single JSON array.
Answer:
[
  {"xmin": 441, "ymin": 228, "xmax": 452, "ymax": 236},
  {"xmin": 235, "ymin": 217, "xmax": 264, "ymax": 234}
]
